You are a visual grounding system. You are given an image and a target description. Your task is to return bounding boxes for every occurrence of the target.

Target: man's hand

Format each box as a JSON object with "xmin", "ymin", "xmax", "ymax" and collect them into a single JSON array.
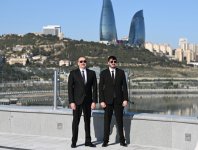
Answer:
[
  {"xmin": 70, "ymin": 103, "xmax": 76, "ymax": 110},
  {"xmin": 100, "ymin": 102, "xmax": 106, "ymax": 108},
  {"xmin": 91, "ymin": 102, "xmax": 96, "ymax": 109},
  {"xmin": 122, "ymin": 100, "xmax": 128, "ymax": 107}
]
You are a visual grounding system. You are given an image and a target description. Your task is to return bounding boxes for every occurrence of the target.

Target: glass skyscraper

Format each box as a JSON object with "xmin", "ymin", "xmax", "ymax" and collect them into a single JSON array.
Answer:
[
  {"xmin": 100, "ymin": 0, "xmax": 117, "ymax": 43},
  {"xmin": 128, "ymin": 10, "xmax": 145, "ymax": 47}
]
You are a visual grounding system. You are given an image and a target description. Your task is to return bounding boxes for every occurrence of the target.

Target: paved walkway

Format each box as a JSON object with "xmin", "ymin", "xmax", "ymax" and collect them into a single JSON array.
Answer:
[{"xmin": 0, "ymin": 133, "xmax": 175, "ymax": 150}]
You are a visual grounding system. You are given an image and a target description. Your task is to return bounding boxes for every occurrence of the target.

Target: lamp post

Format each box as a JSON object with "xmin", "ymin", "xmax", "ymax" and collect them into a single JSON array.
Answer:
[
  {"xmin": 53, "ymin": 70, "xmax": 58, "ymax": 110},
  {"xmin": 0, "ymin": 63, "xmax": 3, "ymax": 91},
  {"xmin": 53, "ymin": 68, "xmax": 62, "ymax": 109}
]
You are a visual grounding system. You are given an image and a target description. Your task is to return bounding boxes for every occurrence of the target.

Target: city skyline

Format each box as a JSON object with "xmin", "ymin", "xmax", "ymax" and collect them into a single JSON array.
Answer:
[{"xmin": 0, "ymin": 0, "xmax": 198, "ymax": 48}]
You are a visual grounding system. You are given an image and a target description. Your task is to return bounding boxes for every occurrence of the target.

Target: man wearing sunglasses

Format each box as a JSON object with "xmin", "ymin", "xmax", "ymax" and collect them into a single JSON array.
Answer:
[
  {"xmin": 68, "ymin": 56, "xmax": 97, "ymax": 148},
  {"xmin": 99, "ymin": 56, "xmax": 128, "ymax": 147}
]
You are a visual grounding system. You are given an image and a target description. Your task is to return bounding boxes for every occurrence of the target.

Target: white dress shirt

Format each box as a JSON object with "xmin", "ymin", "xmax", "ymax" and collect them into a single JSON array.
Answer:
[
  {"xmin": 109, "ymin": 67, "xmax": 116, "ymax": 78},
  {"xmin": 80, "ymin": 68, "xmax": 87, "ymax": 84}
]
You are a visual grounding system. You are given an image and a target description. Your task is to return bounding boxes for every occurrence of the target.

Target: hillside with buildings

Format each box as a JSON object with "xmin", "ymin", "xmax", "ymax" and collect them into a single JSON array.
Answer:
[
  {"xmin": 145, "ymin": 38, "xmax": 198, "ymax": 65},
  {"xmin": 0, "ymin": 33, "xmax": 197, "ymax": 82},
  {"xmin": 0, "ymin": 33, "xmax": 181, "ymax": 66}
]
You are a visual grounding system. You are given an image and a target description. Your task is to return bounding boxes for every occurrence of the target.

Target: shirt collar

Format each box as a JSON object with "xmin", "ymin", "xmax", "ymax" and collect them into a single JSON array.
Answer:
[
  {"xmin": 109, "ymin": 67, "xmax": 116, "ymax": 72},
  {"xmin": 79, "ymin": 68, "xmax": 86, "ymax": 72}
]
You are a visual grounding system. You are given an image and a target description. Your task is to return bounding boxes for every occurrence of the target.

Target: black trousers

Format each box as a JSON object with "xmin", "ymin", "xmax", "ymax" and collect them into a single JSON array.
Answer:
[
  {"xmin": 103, "ymin": 103, "xmax": 125, "ymax": 143},
  {"xmin": 72, "ymin": 102, "xmax": 91, "ymax": 144}
]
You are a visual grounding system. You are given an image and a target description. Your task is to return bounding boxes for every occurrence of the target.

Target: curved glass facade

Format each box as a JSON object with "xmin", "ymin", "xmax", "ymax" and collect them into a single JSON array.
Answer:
[
  {"xmin": 128, "ymin": 10, "xmax": 145, "ymax": 47},
  {"xmin": 100, "ymin": 0, "xmax": 117, "ymax": 43}
]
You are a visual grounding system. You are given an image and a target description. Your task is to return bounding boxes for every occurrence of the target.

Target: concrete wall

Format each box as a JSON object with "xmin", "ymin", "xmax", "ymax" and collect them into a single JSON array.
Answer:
[{"xmin": 0, "ymin": 106, "xmax": 198, "ymax": 150}]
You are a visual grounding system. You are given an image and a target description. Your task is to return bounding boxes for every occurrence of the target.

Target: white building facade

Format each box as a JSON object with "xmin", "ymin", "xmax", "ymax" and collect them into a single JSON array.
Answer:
[{"xmin": 43, "ymin": 25, "xmax": 64, "ymax": 39}]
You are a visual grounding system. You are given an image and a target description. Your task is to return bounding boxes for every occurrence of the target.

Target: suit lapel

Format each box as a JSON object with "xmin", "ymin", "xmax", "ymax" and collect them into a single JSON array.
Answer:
[
  {"xmin": 86, "ymin": 69, "xmax": 90, "ymax": 84},
  {"xmin": 115, "ymin": 68, "xmax": 118, "ymax": 81},
  {"xmin": 107, "ymin": 69, "xmax": 112, "ymax": 80}
]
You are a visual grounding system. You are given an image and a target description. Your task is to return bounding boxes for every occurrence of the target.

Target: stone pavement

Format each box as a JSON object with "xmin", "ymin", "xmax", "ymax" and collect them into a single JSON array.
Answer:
[{"xmin": 0, "ymin": 133, "xmax": 175, "ymax": 150}]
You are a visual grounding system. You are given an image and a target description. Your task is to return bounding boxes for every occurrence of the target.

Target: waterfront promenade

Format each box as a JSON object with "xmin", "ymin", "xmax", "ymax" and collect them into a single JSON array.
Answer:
[
  {"xmin": 0, "ymin": 105, "xmax": 198, "ymax": 150},
  {"xmin": 0, "ymin": 132, "xmax": 176, "ymax": 150}
]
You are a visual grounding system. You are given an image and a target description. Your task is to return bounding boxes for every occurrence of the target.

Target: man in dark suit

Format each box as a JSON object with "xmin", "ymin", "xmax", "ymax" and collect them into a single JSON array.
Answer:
[
  {"xmin": 68, "ymin": 56, "xmax": 97, "ymax": 148},
  {"xmin": 99, "ymin": 56, "xmax": 128, "ymax": 147}
]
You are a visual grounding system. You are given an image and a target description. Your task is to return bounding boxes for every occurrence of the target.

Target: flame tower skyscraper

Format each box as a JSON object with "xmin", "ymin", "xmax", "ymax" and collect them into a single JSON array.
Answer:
[
  {"xmin": 100, "ymin": 0, "xmax": 117, "ymax": 44},
  {"xmin": 128, "ymin": 10, "xmax": 145, "ymax": 47}
]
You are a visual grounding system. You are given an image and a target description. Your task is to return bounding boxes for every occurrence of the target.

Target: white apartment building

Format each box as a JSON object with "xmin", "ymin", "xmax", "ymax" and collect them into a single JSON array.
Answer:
[
  {"xmin": 145, "ymin": 42, "xmax": 173, "ymax": 56},
  {"xmin": 145, "ymin": 38, "xmax": 198, "ymax": 63},
  {"xmin": 175, "ymin": 48, "xmax": 183, "ymax": 62},
  {"xmin": 179, "ymin": 38, "xmax": 188, "ymax": 50},
  {"xmin": 153, "ymin": 44, "xmax": 160, "ymax": 53},
  {"xmin": 178, "ymin": 38, "xmax": 198, "ymax": 63},
  {"xmin": 144, "ymin": 42, "xmax": 153, "ymax": 52},
  {"xmin": 59, "ymin": 60, "xmax": 71, "ymax": 66},
  {"xmin": 42, "ymin": 25, "xmax": 64, "ymax": 39},
  {"xmin": 8, "ymin": 58, "xmax": 28, "ymax": 66},
  {"xmin": 186, "ymin": 49, "xmax": 195, "ymax": 64}
]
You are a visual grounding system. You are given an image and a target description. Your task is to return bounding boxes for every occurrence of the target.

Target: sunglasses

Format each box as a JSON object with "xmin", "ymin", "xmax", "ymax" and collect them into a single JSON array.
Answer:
[
  {"xmin": 79, "ymin": 60, "xmax": 87, "ymax": 63},
  {"xmin": 110, "ymin": 60, "xmax": 117, "ymax": 64}
]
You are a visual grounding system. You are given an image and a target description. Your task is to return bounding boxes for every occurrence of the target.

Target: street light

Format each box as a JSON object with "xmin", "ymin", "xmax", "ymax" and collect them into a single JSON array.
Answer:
[
  {"xmin": 0, "ymin": 61, "xmax": 3, "ymax": 91},
  {"xmin": 53, "ymin": 70, "xmax": 58, "ymax": 110}
]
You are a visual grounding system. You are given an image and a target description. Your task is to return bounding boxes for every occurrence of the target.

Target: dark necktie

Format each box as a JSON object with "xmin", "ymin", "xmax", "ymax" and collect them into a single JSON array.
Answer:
[{"xmin": 82, "ymin": 71, "xmax": 85, "ymax": 84}]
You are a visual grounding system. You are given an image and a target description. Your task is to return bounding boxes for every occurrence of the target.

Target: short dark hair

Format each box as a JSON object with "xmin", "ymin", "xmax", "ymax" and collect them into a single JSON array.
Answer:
[{"xmin": 108, "ymin": 56, "xmax": 117, "ymax": 61}]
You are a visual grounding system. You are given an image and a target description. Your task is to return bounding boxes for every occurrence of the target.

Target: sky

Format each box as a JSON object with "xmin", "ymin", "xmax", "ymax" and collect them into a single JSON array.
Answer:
[{"xmin": 0, "ymin": 0, "xmax": 198, "ymax": 48}]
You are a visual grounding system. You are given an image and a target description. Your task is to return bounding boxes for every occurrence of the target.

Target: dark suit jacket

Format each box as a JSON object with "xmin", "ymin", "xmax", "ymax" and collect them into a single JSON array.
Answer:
[
  {"xmin": 68, "ymin": 68, "xmax": 97, "ymax": 105},
  {"xmin": 99, "ymin": 68, "xmax": 128, "ymax": 105}
]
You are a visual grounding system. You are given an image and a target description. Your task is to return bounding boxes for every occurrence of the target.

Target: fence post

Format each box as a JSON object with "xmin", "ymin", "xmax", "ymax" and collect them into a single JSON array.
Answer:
[{"xmin": 53, "ymin": 70, "xmax": 58, "ymax": 110}]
